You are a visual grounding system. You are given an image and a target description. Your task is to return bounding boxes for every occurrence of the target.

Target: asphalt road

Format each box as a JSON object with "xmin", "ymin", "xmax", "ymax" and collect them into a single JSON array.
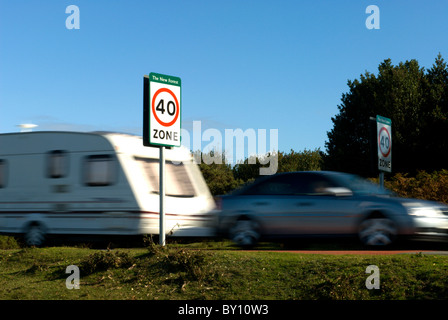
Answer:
[
  {"xmin": 259, "ymin": 249, "xmax": 448, "ymax": 255},
  {"xmin": 245, "ymin": 238, "xmax": 448, "ymax": 255}
]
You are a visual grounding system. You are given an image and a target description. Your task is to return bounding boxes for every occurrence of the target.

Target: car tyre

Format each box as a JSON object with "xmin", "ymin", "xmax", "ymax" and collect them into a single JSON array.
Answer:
[
  {"xmin": 358, "ymin": 218, "xmax": 397, "ymax": 246},
  {"xmin": 25, "ymin": 224, "xmax": 46, "ymax": 247},
  {"xmin": 229, "ymin": 219, "xmax": 260, "ymax": 248}
]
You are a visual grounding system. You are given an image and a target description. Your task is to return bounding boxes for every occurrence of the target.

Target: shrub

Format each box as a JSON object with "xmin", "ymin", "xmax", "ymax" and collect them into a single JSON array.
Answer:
[
  {"xmin": 79, "ymin": 249, "xmax": 135, "ymax": 275},
  {"xmin": 385, "ymin": 169, "xmax": 448, "ymax": 204},
  {"xmin": 163, "ymin": 248, "xmax": 209, "ymax": 281},
  {"xmin": 143, "ymin": 236, "xmax": 213, "ymax": 282},
  {"xmin": 0, "ymin": 236, "xmax": 21, "ymax": 249}
]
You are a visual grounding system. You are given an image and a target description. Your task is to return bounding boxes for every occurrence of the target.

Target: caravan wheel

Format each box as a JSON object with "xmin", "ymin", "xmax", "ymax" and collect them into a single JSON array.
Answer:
[{"xmin": 25, "ymin": 224, "xmax": 46, "ymax": 247}]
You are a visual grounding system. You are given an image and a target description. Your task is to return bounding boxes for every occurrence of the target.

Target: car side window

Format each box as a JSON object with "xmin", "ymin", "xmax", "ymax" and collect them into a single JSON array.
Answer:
[
  {"xmin": 242, "ymin": 173, "xmax": 306, "ymax": 195},
  {"xmin": 242, "ymin": 175, "xmax": 288, "ymax": 195},
  {"xmin": 257, "ymin": 180, "xmax": 291, "ymax": 195},
  {"xmin": 306, "ymin": 175, "xmax": 339, "ymax": 195},
  {"xmin": 241, "ymin": 173, "xmax": 340, "ymax": 196}
]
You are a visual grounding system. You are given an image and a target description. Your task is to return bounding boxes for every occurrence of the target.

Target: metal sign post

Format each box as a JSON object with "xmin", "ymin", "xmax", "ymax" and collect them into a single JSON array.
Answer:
[
  {"xmin": 143, "ymin": 73, "xmax": 181, "ymax": 246},
  {"xmin": 379, "ymin": 171, "xmax": 385, "ymax": 190},
  {"xmin": 159, "ymin": 146, "xmax": 165, "ymax": 246}
]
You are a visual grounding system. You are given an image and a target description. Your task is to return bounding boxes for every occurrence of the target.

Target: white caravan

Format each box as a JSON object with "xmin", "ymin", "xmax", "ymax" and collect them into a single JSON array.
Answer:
[{"xmin": 0, "ymin": 131, "xmax": 217, "ymax": 245}]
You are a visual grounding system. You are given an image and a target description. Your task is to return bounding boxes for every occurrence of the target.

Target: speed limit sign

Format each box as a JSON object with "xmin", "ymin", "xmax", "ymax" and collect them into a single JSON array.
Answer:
[
  {"xmin": 144, "ymin": 72, "xmax": 181, "ymax": 147},
  {"xmin": 142, "ymin": 72, "xmax": 182, "ymax": 246},
  {"xmin": 377, "ymin": 115, "xmax": 392, "ymax": 172}
]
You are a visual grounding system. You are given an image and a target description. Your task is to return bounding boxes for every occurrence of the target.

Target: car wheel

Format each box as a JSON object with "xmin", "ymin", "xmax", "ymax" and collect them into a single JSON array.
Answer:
[
  {"xmin": 25, "ymin": 224, "xmax": 46, "ymax": 247},
  {"xmin": 229, "ymin": 219, "xmax": 260, "ymax": 248},
  {"xmin": 358, "ymin": 218, "xmax": 397, "ymax": 246}
]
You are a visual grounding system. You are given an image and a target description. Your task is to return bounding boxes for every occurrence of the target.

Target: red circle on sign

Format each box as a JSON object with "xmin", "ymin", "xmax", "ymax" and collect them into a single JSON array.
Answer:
[
  {"xmin": 152, "ymin": 88, "xmax": 180, "ymax": 127},
  {"xmin": 378, "ymin": 127, "xmax": 391, "ymax": 157}
]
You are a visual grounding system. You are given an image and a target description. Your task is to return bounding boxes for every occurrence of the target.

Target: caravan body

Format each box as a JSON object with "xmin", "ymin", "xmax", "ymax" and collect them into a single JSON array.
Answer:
[{"xmin": 0, "ymin": 131, "xmax": 216, "ymax": 245}]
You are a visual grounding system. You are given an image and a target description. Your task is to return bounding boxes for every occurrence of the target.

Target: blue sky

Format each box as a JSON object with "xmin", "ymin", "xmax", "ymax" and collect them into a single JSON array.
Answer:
[{"xmin": 1, "ymin": 0, "xmax": 447, "ymax": 160}]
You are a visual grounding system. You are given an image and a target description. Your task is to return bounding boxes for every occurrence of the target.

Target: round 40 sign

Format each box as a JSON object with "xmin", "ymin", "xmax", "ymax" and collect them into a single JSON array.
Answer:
[
  {"xmin": 378, "ymin": 127, "xmax": 391, "ymax": 157},
  {"xmin": 152, "ymin": 88, "xmax": 180, "ymax": 127},
  {"xmin": 377, "ymin": 115, "xmax": 392, "ymax": 172},
  {"xmin": 148, "ymin": 72, "xmax": 181, "ymax": 147}
]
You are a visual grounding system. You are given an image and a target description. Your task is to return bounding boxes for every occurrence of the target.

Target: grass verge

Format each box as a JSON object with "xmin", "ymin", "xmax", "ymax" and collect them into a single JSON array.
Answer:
[{"xmin": 1, "ymin": 241, "xmax": 447, "ymax": 300}]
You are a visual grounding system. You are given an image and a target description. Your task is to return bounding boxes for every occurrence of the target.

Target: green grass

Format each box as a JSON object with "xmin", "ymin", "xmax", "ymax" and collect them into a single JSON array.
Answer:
[{"xmin": 1, "ymin": 240, "xmax": 447, "ymax": 300}]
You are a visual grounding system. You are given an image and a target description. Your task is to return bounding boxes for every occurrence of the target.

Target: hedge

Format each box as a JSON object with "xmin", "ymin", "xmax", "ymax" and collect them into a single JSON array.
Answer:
[{"xmin": 382, "ymin": 169, "xmax": 448, "ymax": 204}]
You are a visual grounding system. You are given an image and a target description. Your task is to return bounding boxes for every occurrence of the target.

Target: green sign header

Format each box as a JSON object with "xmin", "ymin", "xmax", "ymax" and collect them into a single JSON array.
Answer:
[
  {"xmin": 376, "ymin": 115, "xmax": 391, "ymax": 125},
  {"xmin": 149, "ymin": 72, "xmax": 181, "ymax": 87}
]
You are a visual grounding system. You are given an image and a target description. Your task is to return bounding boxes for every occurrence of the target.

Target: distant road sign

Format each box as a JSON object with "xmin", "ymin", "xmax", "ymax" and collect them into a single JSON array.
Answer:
[
  {"xmin": 145, "ymin": 72, "xmax": 181, "ymax": 147},
  {"xmin": 377, "ymin": 115, "xmax": 392, "ymax": 172}
]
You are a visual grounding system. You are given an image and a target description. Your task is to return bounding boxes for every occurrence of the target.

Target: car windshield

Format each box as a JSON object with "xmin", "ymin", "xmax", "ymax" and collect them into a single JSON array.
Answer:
[{"xmin": 332, "ymin": 173, "xmax": 391, "ymax": 196}]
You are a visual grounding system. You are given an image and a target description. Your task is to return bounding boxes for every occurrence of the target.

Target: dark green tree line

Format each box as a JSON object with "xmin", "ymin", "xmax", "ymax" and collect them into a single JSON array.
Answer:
[
  {"xmin": 324, "ymin": 54, "xmax": 448, "ymax": 176},
  {"xmin": 197, "ymin": 149, "xmax": 323, "ymax": 195}
]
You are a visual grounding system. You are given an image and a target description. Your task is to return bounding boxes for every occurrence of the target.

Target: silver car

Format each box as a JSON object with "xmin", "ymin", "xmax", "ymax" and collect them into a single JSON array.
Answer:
[{"xmin": 216, "ymin": 171, "xmax": 448, "ymax": 247}]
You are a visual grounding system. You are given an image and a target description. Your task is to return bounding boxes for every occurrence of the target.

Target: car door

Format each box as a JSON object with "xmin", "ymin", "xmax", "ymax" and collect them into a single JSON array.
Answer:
[
  {"xmin": 290, "ymin": 174, "xmax": 360, "ymax": 235},
  {"xmin": 239, "ymin": 173, "xmax": 312, "ymax": 237}
]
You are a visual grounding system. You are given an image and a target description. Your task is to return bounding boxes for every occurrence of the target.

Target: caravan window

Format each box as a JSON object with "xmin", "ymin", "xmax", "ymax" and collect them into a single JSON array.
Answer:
[
  {"xmin": 84, "ymin": 155, "xmax": 116, "ymax": 186},
  {"xmin": 0, "ymin": 160, "xmax": 6, "ymax": 188},
  {"xmin": 47, "ymin": 150, "xmax": 69, "ymax": 178},
  {"xmin": 135, "ymin": 157, "xmax": 196, "ymax": 197}
]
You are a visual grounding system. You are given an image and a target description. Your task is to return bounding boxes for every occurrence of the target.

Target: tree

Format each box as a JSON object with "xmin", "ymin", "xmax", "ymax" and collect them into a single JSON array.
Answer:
[
  {"xmin": 195, "ymin": 150, "xmax": 243, "ymax": 196},
  {"xmin": 423, "ymin": 54, "xmax": 448, "ymax": 171},
  {"xmin": 278, "ymin": 148, "xmax": 323, "ymax": 172},
  {"xmin": 324, "ymin": 54, "xmax": 448, "ymax": 176},
  {"xmin": 232, "ymin": 148, "xmax": 323, "ymax": 182}
]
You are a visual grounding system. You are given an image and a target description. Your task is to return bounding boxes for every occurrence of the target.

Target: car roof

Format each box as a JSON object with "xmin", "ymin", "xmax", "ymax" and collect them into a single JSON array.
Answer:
[
  {"xmin": 228, "ymin": 171, "xmax": 351, "ymax": 196},
  {"xmin": 264, "ymin": 171, "xmax": 348, "ymax": 177},
  {"xmin": 248, "ymin": 171, "xmax": 352, "ymax": 184}
]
